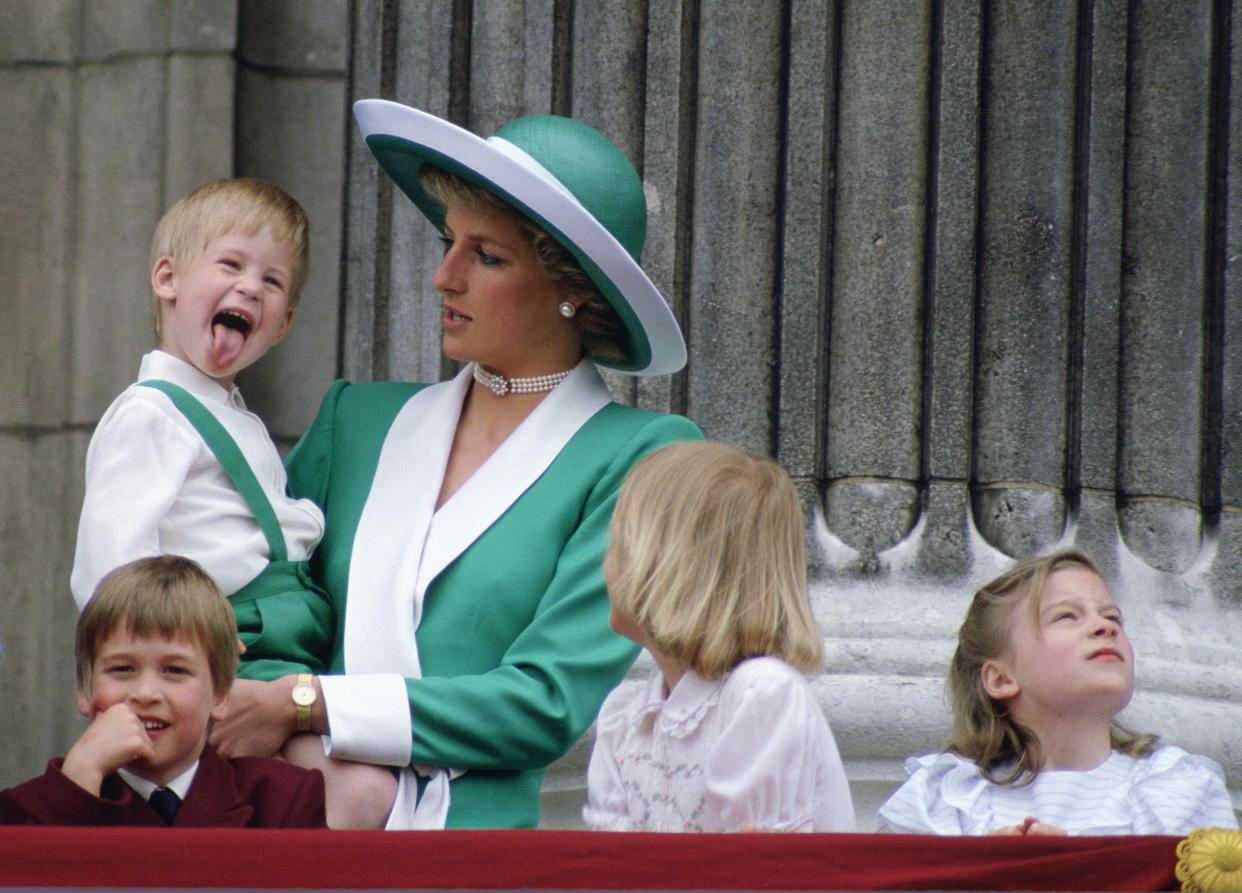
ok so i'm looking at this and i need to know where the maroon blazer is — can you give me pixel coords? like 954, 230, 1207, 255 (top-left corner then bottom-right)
0, 744, 325, 828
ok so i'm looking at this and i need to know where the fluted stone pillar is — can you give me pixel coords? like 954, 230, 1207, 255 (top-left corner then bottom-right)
823, 0, 929, 563
1117, 1, 1215, 573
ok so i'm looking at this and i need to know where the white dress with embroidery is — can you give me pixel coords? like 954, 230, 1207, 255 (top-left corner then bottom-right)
583, 656, 855, 832
876, 747, 1238, 835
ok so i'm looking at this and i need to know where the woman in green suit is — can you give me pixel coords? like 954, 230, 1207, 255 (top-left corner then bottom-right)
212, 101, 700, 829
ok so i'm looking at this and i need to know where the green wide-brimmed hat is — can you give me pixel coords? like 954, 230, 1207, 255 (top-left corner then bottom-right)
353, 99, 686, 376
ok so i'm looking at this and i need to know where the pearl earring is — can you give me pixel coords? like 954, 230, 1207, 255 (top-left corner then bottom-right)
558, 301, 577, 318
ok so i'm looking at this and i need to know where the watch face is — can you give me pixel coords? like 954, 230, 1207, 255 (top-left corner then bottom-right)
292, 685, 315, 706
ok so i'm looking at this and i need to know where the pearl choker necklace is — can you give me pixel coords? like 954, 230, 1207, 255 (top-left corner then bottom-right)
472, 364, 573, 396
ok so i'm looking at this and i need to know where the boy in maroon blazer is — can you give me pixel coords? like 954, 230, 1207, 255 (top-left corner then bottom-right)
0, 556, 324, 827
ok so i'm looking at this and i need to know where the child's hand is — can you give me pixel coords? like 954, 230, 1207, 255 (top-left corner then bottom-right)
988, 816, 1068, 836
1024, 819, 1067, 836
987, 823, 1028, 836
61, 703, 155, 796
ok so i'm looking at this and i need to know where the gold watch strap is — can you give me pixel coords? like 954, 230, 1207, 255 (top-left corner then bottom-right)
294, 673, 313, 732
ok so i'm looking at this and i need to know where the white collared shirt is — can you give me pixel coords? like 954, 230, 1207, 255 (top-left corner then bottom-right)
70, 350, 325, 606
117, 761, 198, 802
583, 656, 856, 832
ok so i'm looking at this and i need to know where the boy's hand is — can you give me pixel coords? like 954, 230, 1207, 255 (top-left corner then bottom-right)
61, 703, 155, 796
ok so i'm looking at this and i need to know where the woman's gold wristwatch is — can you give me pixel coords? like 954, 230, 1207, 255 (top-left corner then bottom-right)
291, 674, 317, 732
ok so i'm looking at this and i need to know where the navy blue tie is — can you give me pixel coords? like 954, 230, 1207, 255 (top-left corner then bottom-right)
149, 787, 181, 825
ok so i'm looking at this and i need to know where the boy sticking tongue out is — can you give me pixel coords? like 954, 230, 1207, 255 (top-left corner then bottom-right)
152, 223, 296, 388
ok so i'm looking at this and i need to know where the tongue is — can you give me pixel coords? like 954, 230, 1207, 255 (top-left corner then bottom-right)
212, 322, 245, 368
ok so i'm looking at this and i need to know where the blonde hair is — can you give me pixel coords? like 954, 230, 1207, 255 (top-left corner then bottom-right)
607, 441, 823, 679
947, 548, 1155, 785
76, 556, 239, 696
150, 178, 310, 327
419, 167, 628, 362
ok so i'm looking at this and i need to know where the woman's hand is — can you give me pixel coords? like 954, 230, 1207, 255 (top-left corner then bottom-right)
210, 678, 297, 758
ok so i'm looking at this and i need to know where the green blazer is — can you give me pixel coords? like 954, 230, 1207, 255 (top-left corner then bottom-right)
286, 363, 700, 827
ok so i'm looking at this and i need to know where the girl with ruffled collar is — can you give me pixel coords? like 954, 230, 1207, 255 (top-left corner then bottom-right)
878, 549, 1236, 835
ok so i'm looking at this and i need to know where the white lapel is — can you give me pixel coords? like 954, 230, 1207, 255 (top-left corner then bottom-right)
418, 360, 611, 591
343, 368, 468, 676
342, 360, 611, 678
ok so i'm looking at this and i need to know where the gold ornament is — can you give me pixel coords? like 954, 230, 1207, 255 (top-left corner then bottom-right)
1177, 828, 1242, 891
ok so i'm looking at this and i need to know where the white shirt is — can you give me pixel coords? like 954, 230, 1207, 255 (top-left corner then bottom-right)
117, 762, 198, 802
583, 656, 856, 832
877, 746, 1238, 835
70, 350, 325, 606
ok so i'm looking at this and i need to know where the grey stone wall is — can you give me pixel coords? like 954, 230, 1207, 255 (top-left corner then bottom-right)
2, 0, 1240, 832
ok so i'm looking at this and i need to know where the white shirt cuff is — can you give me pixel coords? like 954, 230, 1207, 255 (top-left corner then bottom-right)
319, 673, 412, 766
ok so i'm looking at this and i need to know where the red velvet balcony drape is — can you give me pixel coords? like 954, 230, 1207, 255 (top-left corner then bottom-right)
0, 828, 1181, 890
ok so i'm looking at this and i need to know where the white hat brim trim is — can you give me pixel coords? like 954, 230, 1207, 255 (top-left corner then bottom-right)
354, 99, 686, 376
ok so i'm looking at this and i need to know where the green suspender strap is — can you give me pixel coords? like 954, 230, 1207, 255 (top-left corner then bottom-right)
138, 379, 332, 678
139, 380, 287, 562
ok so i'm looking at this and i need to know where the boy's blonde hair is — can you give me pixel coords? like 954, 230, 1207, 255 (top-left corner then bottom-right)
947, 547, 1155, 785
419, 167, 628, 363
150, 178, 310, 327
76, 555, 239, 696
607, 441, 824, 679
